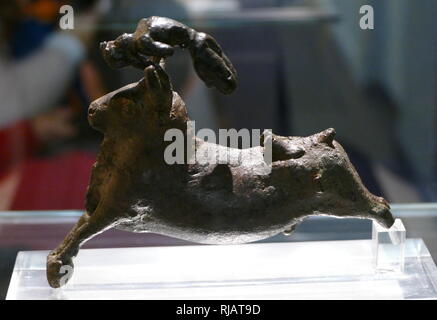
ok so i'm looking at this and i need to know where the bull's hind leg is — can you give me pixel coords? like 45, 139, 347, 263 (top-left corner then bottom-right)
47, 210, 114, 288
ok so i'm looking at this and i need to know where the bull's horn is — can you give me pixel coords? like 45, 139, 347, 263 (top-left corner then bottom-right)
317, 128, 336, 147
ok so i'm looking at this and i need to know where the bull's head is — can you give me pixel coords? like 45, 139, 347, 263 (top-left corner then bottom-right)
88, 65, 188, 142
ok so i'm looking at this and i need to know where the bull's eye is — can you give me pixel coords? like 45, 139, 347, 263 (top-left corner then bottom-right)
122, 106, 133, 117
116, 97, 136, 118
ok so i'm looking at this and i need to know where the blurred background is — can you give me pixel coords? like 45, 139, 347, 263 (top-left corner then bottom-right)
0, 0, 436, 299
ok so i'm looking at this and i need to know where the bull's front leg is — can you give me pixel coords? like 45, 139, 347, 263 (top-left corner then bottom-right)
46, 210, 114, 288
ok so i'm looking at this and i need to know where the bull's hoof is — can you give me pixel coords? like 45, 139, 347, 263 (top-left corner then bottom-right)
46, 252, 74, 288
373, 205, 395, 229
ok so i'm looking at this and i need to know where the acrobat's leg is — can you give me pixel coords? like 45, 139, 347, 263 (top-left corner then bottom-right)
46, 210, 115, 288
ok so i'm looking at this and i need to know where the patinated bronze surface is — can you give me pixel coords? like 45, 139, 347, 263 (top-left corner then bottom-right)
47, 17, 395, 288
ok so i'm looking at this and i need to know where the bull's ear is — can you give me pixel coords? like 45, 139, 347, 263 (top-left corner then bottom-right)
139, 65, 172, 108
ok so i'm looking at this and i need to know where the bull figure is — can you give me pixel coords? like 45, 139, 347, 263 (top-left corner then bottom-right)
47, 17, 394, 288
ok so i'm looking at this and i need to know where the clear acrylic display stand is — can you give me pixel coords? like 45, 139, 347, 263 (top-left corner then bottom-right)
373, 219, 406, 273
6, 218, 437, 300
